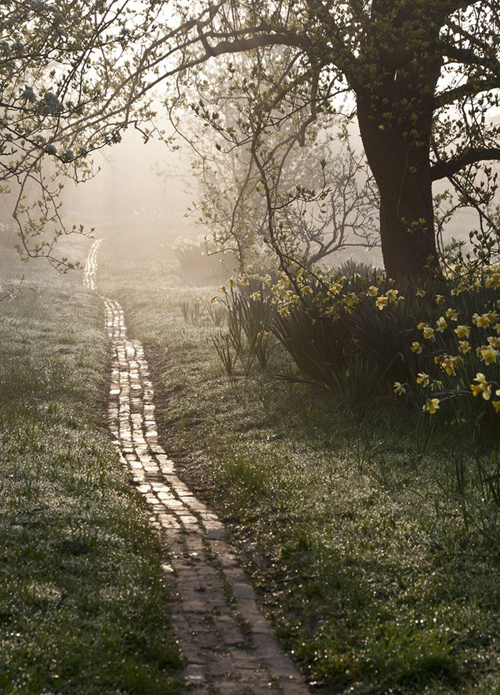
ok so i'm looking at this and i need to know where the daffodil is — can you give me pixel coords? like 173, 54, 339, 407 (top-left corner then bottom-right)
470, 373, 492, 400
454, 325, 470, 339
367, 285, 378, 297
477, 345, 498, 365
458, 340, 471, 354
423, 398, 440, 414
376, 296, 388, 310
492, 401, 500, 413
435, 294, 445, 305
393, 382, 406, 395
485, 273, 500, 289
387, 289, 399, 301
239, 277, 250, 286
472, 312, 491, 328
411, 341, 423, 354
417, 372, 431, 387
417, 321, 429, 331
445, 308, 458, 321
423, 326, 435, 340
436, 317, 448, 332
416, 288, 426, 297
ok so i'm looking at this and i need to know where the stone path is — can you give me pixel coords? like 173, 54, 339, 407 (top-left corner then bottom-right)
84, 240, 310, 695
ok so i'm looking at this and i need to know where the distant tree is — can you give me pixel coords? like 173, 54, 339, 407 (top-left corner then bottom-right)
0, 0, 158, 267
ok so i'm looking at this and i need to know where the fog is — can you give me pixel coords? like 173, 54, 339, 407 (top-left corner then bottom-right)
60, 128, 199, 241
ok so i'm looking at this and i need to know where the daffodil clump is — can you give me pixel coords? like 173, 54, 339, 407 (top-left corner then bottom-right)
393, 264, 500, 432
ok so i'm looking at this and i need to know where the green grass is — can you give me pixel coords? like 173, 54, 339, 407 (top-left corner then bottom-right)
97, 224, 500, 694
0, 238, 183, 694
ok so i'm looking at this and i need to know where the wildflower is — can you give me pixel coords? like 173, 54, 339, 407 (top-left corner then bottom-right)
435, 294, 445, 305
416, 288, 426, 297
485, 273, 500, 289
423, 326, 435, 340
393, 382, 406, 395
434, 354, 460, 376
472, 312, 491, 328
445, 308, 458, 321
493, 401, 500, 414
455, 325, 470, 339
423, 398, 440, 414
458, 340, 471, 354
376, 296, 388, 310
328, 283, 342, 296
387, 289, 399, 301
367, 285, 378, 297
470, 373, 492, 400
477, 345, 499, 365
416, 372, 431, 387
411, 341, 423, 355
436, 317, 448, 333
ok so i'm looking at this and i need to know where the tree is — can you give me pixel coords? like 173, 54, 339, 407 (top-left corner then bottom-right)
0, 0, 158, 267
4, 1, 500, 278
152, 0, 500, 278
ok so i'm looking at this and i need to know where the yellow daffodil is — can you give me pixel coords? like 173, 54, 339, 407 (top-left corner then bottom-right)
376, 296, 388, 310
436, 317, 448, 332
445, 308, 458, 321
458, 340, 471, 354
367, 285, 378, 297
477, 345, 498, 365
423, 326, 435, 340
485, 272, 500, 288
417, 321, 429, 331
454, 325, 470, 339
417, 372, 431, 387
472, 312, 491, 328
393, 382, 406, 395
239, 277, 250, 286
470, 373, 492, 400
492, 401, 500, 413
423, 398, 440, 414
387, 289, 399, 301
416, 288, 426, 297
411, 341, 423, 354
435, 294, 445, 305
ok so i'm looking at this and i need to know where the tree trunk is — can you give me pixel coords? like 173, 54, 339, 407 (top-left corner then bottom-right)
356, 94, 439, 280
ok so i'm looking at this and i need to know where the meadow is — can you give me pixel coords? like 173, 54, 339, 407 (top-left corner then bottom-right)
0, 236, 182, 694
98, 223, 500, 694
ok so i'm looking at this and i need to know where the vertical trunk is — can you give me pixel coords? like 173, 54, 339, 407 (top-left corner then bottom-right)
357, 94, 439, 279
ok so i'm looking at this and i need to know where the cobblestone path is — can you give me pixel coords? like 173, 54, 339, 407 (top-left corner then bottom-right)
84, 240, 310, 695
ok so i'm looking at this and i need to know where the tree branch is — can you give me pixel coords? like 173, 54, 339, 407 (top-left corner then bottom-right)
431, 147, 500, 180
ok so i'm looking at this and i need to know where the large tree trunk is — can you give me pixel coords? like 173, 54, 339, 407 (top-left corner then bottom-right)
356, 91, 439, 280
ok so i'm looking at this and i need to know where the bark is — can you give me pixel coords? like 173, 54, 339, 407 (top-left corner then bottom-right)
356, 94, 439, 279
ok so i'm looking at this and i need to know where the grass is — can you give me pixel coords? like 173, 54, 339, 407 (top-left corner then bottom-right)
95, 223, 500, 694
0, 237, 183, 694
